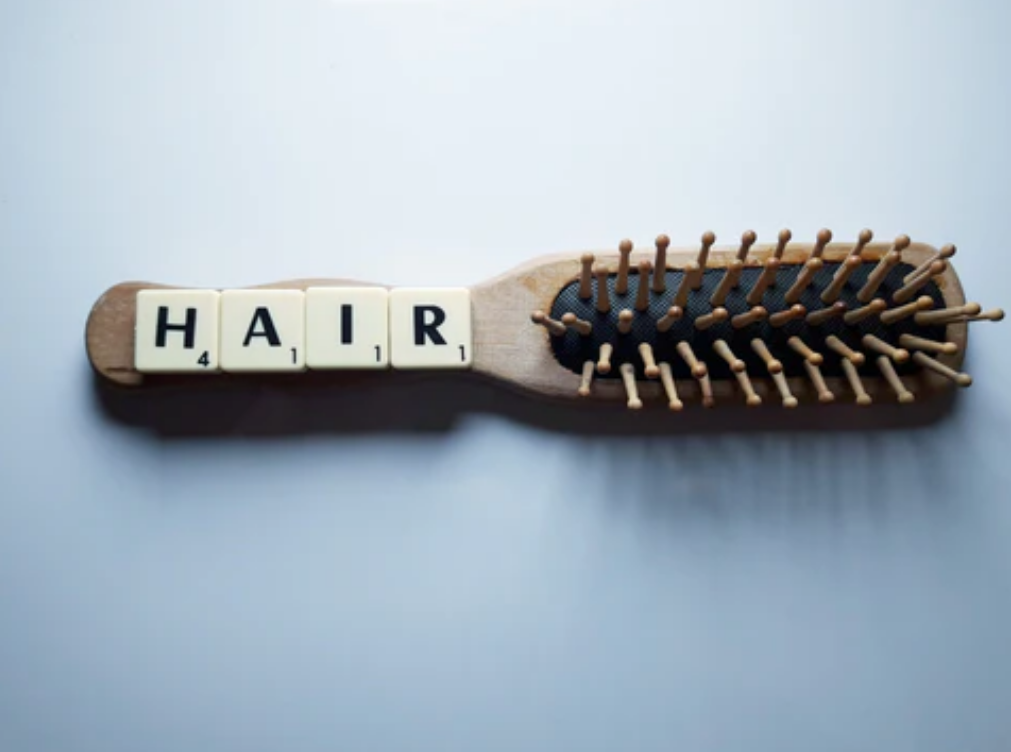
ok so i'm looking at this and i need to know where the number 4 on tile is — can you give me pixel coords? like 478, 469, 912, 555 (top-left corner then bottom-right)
134, 289, 221, 374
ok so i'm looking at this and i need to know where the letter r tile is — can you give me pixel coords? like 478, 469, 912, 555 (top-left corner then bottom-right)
389, 288, 472, 369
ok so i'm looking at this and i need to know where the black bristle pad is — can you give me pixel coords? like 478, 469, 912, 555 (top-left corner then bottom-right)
549, 262, 947, 381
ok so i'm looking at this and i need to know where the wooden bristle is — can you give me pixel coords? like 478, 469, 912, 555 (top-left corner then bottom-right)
695, 307, 729, 331
904, 243, 955, 284
737, 230, 757, 262
915, 303, 982, 326
635, 260, 652, 312
911, 351, 972, 387
619, 363, 643, 410
843, 298, 886, 325
595, 265, 611, 313
825, 335, 865, 365
579, 253, 595, 300
804, 360, 834, 403
784, 258, 823, 304
578, 360, 594, 397
674, 263, 697, 308
735, 367, 762, 406
751, 338, 783, 374
769, 304, 806, 328
710, 260, 744, 306
732, 306, 767, 329
788, 336, 823, 365
698, 372, 716, 408
652, 235, 670, 293
638, 342, 660, 378
856, 251, 901, 303
877, 356, 915, 403
713, 339, 746, 372
617, 309, 634, 335
771, 371, 798, 408
658, 362, 684, 411
773, 228, 792, 260
561, 312, 593, 336
697, 231, 716, 266
963, 308, 1005, 323
531, 310, 566, 336
898, 334, 959, 355
879, 296, 933, 326
746, 258, 780, 305
615, 239, 633, 295
811, 228, 833, 259
656, 306, 683, 333
840, 358, 872, 405
862, 334, 910, 363
821, 255, 862, 304
596, 343, 613, 374
849, 228, 873, 258
676, 341, 708, 379
892, 260, 946, 304
692, 231, 716, 289
807, 301, 847, 326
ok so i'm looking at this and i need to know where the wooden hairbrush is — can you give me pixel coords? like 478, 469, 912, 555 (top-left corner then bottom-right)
86, 229, 1003, 409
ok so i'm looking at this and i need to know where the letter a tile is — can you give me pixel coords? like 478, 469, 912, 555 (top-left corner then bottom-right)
220, 290, 306, 372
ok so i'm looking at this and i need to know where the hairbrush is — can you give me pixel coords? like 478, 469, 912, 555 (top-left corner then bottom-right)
86, 229, 1002, 409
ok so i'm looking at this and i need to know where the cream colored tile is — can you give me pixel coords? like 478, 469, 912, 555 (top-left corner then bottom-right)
134, 289, 220, 373
389, 288, 472, 369
305, 287, 389, 369
220, 290, 306, 372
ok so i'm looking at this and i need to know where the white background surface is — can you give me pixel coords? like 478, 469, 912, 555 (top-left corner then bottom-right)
2, 1, 1010, 750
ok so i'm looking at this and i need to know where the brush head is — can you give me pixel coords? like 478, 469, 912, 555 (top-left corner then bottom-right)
512, 230, 993, 408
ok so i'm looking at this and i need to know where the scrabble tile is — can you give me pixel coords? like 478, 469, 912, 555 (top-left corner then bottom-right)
305, 287, 389, 369
134, 289, 220, 373
219, 289, 306, 372
389, 288, 472, 369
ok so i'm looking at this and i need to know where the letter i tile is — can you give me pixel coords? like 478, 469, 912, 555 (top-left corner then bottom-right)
305, 287, 390, 369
